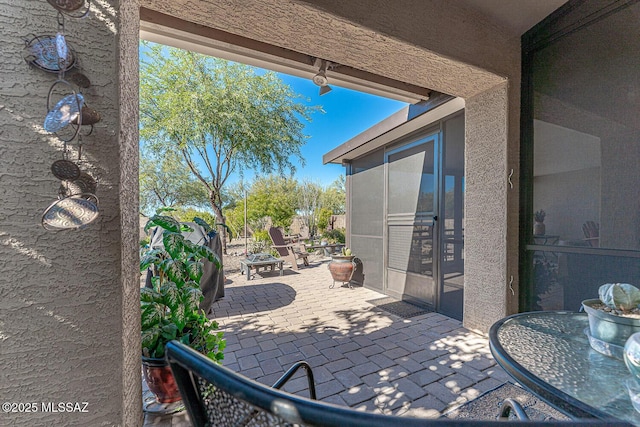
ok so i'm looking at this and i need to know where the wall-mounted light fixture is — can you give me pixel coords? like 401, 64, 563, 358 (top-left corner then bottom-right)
312, 59, 332, 96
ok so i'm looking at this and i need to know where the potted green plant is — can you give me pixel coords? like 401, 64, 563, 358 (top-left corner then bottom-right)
582, 283, 640, 354
140, 214, 226, 404
532, 258, 558, 310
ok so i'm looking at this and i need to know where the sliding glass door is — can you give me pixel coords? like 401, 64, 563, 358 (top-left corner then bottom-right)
385, 134, 439, 307
383, 112, 465, 319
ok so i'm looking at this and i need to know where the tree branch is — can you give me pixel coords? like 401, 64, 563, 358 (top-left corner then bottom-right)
181, 149, 212, 193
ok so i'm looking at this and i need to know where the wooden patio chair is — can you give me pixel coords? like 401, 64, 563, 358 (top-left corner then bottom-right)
268, 226, 309, 270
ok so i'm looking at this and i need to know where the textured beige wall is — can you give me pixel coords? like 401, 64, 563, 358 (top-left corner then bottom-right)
296, 0, 518, 81
464, 84, 513, 332
0, 1, 141, 426
142, 0, 520, 331
118, 1, 143, 426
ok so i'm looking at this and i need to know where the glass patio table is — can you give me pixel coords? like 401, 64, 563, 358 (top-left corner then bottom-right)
489, 311, 639, 425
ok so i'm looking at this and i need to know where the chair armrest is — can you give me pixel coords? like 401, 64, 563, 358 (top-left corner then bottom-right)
497, 398, 529, 420
271, 244, 293, 249
271, 361, 316, 400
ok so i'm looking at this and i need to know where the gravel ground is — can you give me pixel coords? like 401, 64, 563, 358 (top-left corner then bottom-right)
221, 241, 248, 275
139, 239, 325, 286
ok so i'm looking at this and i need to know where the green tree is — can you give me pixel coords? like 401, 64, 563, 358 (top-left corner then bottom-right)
246, 175, 298, 228
139, 41, 318, 252
297, 179, 323, 238
173, 207, 217, 229
317, 208, 333, 233
139, 150, 209, 215
321, 175, 346, 215
224, 176, 298, 237
225, 204, 245, 240
221, 182, 248, 238
221, 182, 245, 212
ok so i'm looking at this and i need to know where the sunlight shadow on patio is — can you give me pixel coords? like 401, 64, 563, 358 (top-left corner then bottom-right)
211, 283, 297, 318
210, 271, 508, 418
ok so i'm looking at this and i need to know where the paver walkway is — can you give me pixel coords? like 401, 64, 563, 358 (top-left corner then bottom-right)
208, 258, 510, 418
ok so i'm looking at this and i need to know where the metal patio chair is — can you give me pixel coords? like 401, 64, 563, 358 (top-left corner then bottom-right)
165, 341, 627, 426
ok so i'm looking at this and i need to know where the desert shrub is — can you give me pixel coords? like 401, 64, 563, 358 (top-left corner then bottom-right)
317, 208, 333, 232
248, 229, 272, 254
173, 208, 216, 227
140, 236, 150, 248
322, 228, 345, 243
253, 229, 270, 242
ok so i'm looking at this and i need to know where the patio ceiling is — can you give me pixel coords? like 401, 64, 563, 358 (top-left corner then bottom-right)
458, 0, 568, 35
140, 0, 514, 100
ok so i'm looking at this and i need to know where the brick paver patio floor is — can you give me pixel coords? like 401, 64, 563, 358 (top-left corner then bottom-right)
209, 258, 511, 419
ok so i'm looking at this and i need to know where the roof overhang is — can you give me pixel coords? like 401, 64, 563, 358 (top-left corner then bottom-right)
140, 8, 432, 104
323, 96, 465, 165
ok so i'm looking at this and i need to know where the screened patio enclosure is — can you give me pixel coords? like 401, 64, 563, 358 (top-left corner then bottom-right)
521, 0, 640, 312
336, 101, 465, 320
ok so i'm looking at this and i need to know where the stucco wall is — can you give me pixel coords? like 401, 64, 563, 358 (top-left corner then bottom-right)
118, 1, 143, 425
141, 0, 520, 331
0, 1, 140, 426
464, 84, 513, 332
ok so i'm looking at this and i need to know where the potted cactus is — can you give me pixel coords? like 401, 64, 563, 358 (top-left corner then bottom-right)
328, 247, 356, 287
582, 283, 640, 352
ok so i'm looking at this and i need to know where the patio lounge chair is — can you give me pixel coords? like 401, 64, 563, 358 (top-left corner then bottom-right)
582, 221, 600, 247
268, 226, 309, 270
165, 341, 623, 426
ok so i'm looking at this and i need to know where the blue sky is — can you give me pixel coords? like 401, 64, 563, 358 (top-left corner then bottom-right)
239, 72, 408, 187
141, 42, 407, 188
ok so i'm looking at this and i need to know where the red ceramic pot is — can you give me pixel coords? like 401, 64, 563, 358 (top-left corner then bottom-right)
328, 255, 355, 282
142, 357, 182, 403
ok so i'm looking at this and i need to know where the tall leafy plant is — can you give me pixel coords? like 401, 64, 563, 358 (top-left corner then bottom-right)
140, 214, 225, 361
